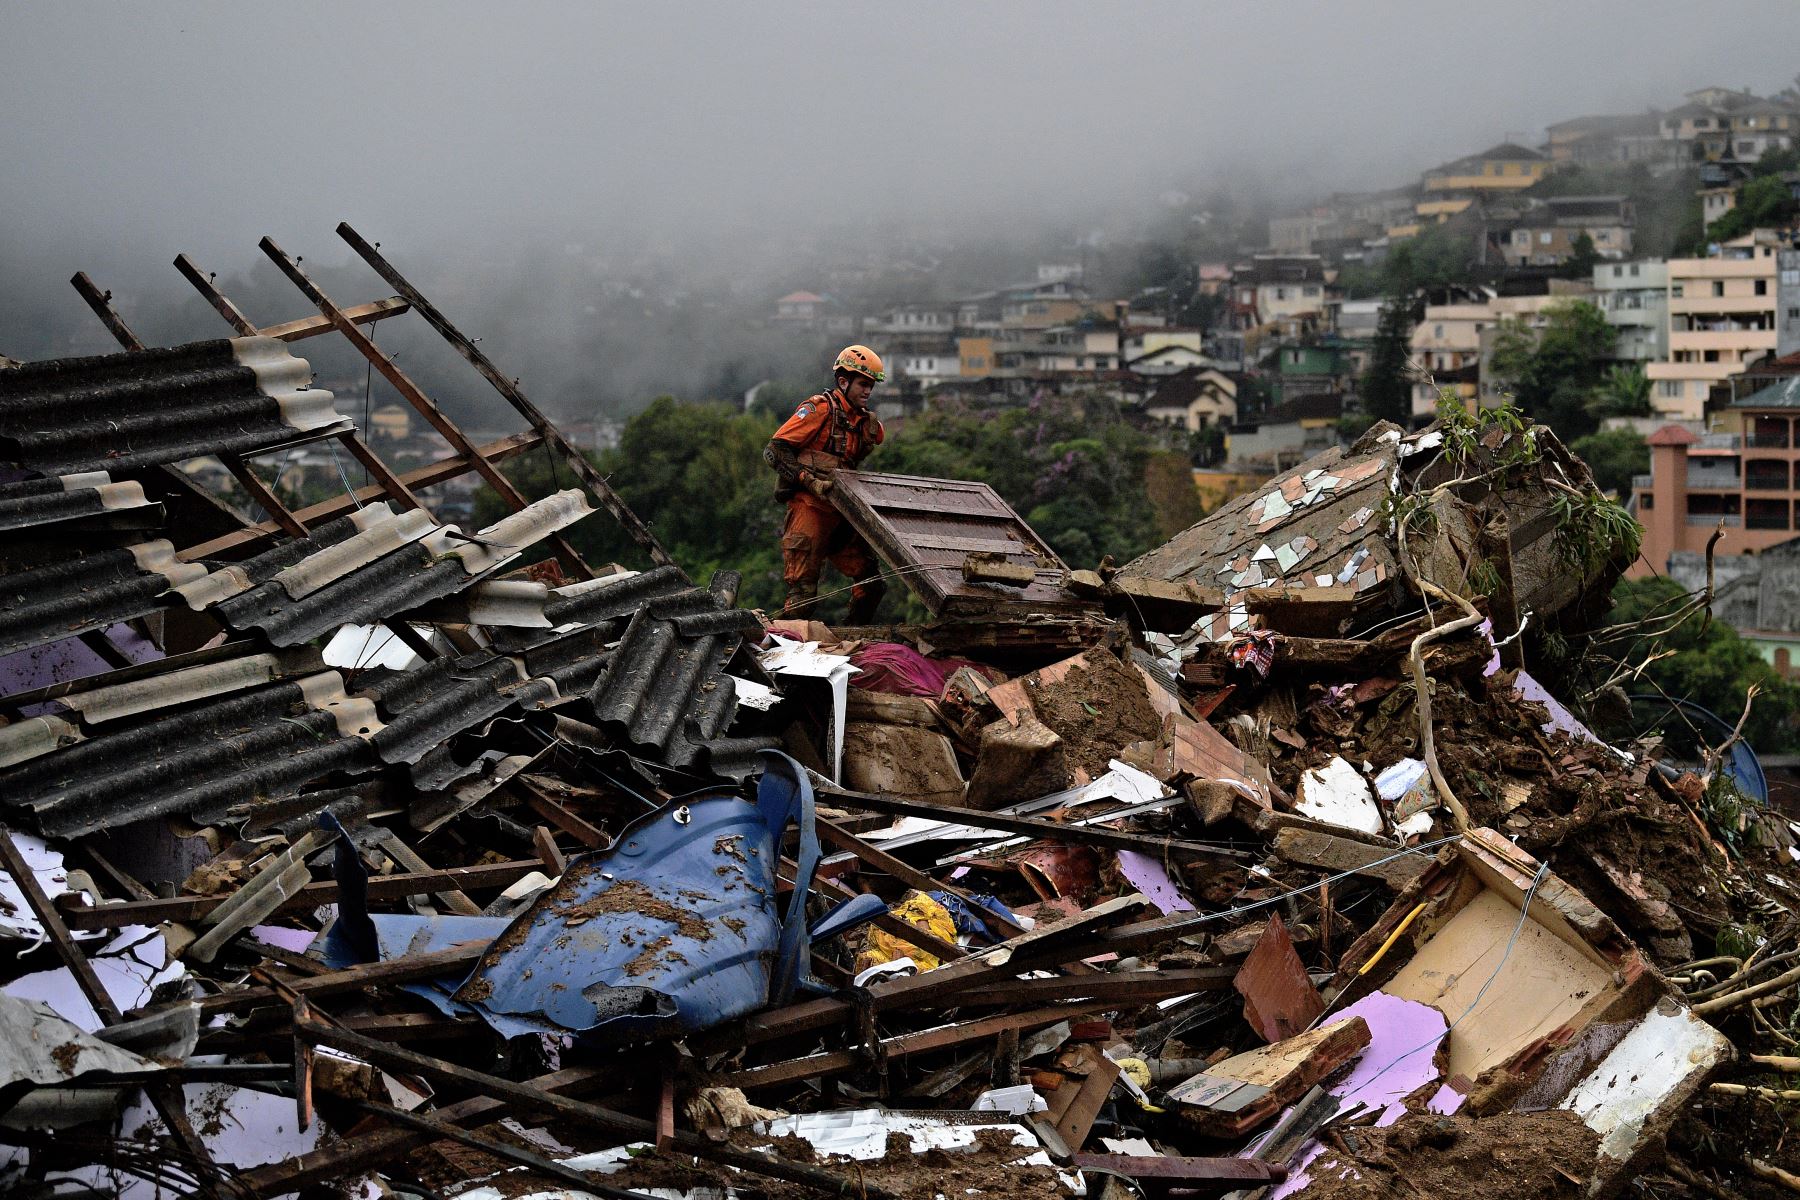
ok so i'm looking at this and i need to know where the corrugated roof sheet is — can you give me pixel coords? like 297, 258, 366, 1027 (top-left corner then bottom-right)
0, 337, 343, 475
586, 596, 769, 776
0, 472, 160, 533
0, 539, 206, 658
1, 670, 382, 838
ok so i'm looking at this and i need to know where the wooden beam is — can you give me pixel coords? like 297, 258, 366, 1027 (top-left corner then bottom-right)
258, 236, 590, 579
261, 296, 411, 342
190, 943, 489, 1017
722, 1001, 1119, 1090
293, 1022, 897, 1199
812, 775, 1249, 860
220, 451, 309, 536
172, 254, 259, 336
69, 271, 145, 351
178, 430, 544, 560
347, 1098, 660, 1200
237, 1063, 612, 1193
334, 430, 424, 511
56, 857, 543, 930
336, 223, 676, 571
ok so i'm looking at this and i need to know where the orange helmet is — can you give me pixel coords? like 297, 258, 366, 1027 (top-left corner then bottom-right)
833, 345, 885, 383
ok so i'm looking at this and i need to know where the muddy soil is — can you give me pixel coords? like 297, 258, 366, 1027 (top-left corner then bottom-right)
1298, 1109, 1599, 1199
1027, 649, 1163, 784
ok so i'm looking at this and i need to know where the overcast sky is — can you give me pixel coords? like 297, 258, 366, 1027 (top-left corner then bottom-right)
4, 1, 1797, 357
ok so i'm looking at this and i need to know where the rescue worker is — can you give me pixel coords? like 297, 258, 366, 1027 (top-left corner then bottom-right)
764, 345, 889, 622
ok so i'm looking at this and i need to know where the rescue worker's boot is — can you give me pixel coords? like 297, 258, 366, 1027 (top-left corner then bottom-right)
781, 581, 819, 619
844, 575, 886, 625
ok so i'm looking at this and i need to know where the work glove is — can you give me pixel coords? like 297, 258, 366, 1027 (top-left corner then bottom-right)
807, 471, 835, 497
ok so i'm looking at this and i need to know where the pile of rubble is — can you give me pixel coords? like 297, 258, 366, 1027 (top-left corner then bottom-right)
6, 296, 1800, 1200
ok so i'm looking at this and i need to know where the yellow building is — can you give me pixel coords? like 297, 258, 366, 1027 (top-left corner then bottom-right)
1191, 467, 1267, 513
1421, 142, 1553, 194
368, 403, 413, 440
958, 336, 994, 379
1414, 197, 1474, 222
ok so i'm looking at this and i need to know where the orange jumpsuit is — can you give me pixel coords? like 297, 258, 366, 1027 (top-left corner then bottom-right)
764, 388, 887, 621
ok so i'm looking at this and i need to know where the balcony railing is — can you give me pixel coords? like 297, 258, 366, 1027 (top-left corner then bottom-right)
1747, 433, 1792, 448
1631, 474, 1654, 489
1687, 472, 1743, 489
1745, 474, 1791, 491
1695, 433, 1742, 449
1686, 514, 1744, 526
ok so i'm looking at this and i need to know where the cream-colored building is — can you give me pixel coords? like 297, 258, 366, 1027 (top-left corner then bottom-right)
1409, 293, 1590, 417
1646, 233, 1781, 421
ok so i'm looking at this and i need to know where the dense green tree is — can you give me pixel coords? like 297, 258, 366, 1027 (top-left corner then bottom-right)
1359, 299, 1416, 426
1600, 577, 1800, 753
1569, 427, 1648, 496
1706, 174, 1800, 244
1487, 300, 1616, 437
475, 398, 791, 612
1560, 231, 1600, 280
867, 393, 1163, 569
1589, 364, 1652, 420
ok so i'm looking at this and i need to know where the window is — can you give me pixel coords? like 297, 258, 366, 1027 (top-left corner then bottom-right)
1642, 493, 1654, 509
1755, 279, 1768, 295
1789, 308, 1800, 320
1613, 265, 1624, 278
1433, 324, 1444, 338
1540, 232, 1553, 245
1673, 285, 1685, 298
1658, 380, 1682, 397
1713, 281, 1726, 297
1630, 263, 1640, 277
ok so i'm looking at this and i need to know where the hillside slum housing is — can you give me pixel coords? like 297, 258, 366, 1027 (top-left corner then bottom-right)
2, 231, 1800, 1199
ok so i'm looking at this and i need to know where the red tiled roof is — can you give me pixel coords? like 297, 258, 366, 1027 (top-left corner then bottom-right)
1646, 424, 1698, 447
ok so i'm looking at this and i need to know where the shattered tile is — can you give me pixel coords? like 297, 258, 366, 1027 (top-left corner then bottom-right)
1261, 493, 1293, 522
1280, 477, 1306, 503
1355, 568, 1379, 591
1274, 545, 1300, 573
1252, 544, 1276, 562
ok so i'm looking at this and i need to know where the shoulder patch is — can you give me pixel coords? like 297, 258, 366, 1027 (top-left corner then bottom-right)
795, 403, 813, 418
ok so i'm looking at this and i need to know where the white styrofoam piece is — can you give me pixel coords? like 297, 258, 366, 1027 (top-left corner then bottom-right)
1559, 1003, 1733, 1167
972, 1084, 1048, 1115
1396, 812, 1434, 837
866, 760, 1168, 849
725, 675, 779, 711
758, 638, 858, 782
1295, 756, 1384, 835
